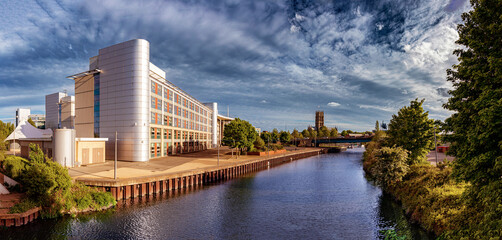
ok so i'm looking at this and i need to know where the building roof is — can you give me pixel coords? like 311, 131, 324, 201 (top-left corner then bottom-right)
4, 121, 53, 141
217, 114, 234, 121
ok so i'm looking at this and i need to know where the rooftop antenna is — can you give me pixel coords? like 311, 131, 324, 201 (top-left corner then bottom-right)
227, 105, 229, 117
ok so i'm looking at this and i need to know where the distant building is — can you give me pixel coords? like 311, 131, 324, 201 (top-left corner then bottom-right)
15, 108, 30, 127
45, 92, 67, 129
45, 92, 75, 129
255, 127, 261, 136
59, 95, 75, 129
28, 114, 45, 128
315, 110, 324, 130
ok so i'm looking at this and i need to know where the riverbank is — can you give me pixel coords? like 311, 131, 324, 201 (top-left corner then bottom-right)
0, 148, 431, 239
71, 147, 325, 200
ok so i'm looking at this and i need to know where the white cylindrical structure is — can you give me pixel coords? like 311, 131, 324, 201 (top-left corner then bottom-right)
53, 129, 76, 167
212, 102, 218, 148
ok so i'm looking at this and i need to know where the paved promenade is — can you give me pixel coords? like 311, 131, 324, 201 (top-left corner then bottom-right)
69, 147, 316, 180
427, 150, 455, 166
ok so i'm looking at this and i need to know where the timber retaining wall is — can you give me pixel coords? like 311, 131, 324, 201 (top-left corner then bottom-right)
78, 149, 326, 201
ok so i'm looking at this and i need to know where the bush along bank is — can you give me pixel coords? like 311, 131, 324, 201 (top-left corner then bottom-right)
2, 143, 116, 219
364, 98, 501, 239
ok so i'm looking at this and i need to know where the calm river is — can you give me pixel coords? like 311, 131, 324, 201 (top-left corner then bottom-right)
0, 148, 431, 239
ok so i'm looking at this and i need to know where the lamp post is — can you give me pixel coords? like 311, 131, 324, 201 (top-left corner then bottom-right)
434, 126, 438, 165
267, 134, 270, 158
114, 131, 117, 180
13, 115, 17, 156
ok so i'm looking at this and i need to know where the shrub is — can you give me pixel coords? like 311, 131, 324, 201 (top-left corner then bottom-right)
28, 143, 46, 164
370, 147, 409, 188
8, 199, 39, 214
21, 161, 71, 199
3, 155, 29, 179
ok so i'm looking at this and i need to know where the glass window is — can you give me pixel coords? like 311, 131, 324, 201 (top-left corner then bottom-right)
151, 128, 155, 139
156, 128, 161, 139
151, 143, 155, 158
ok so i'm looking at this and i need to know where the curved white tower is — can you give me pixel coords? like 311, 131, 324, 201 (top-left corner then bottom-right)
94, 39, 150, 162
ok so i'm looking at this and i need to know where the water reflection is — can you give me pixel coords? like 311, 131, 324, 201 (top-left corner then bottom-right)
0, 149, 430, 239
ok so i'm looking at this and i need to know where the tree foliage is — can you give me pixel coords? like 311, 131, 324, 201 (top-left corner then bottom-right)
387, 99, 435, 165
260, 131, 271, 143
279, 131, 291, 143
329, 128, 338, 137
291, 129, 301, 139
375, 120, 380, 132
0, 120, 15, 161
27, 118, 36, 128
370, 147, 409, 187
222, 118, 257, 153
443, 0, 502, 187
271, 128, 280, 143
29, 143, 47, 164
253, 136, 265, 150
301, 129, 310, 139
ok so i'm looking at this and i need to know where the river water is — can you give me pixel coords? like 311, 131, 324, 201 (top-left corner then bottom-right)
1, 149, 431, 239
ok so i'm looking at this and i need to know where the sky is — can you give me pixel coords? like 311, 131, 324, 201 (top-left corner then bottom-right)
0, 0, 470, 131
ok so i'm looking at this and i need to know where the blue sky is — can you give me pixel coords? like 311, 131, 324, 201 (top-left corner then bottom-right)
0, 0, 469, 131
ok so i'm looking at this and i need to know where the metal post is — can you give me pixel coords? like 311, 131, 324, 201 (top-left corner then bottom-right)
217, 137, 220, 166
13, 125, 16, 157
434, 126, 438, 165
13, 115, 17, 156
114, 131, 117, 180
267, 135, 270, 158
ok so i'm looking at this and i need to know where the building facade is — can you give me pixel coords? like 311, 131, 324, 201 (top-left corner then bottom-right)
15, 108, 30, 127
59, 95, 75, 129
45, 92, 67, 129
28, 114, 45, 128
315, 110, 324, 130
70, 39, 215, 162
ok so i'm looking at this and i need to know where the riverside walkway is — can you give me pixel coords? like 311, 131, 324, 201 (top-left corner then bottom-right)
69, 147, 324, 200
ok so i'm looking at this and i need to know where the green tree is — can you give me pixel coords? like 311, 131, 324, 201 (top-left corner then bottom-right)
341, 130, 348, 136
375, 120, 380, 132
329, 128, 338, 137
27, 118, 36, 128
291, 129, 300, 139
444, 0, 502, 187
253, 136, 265, 150
260, 131, 272, 144
0, 120, 15, 162
280, 131, 291, 143
271, 129, 280, 143
370, 146, 409, 188
222, 118, 257, 154
387, 99, 435, 165
301, 129, 310, 139
319, 126, 329, 138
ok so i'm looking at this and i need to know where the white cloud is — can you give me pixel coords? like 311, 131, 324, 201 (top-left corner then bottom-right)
290, 25, 301, 33
359, 104, 396, 113
327, 102, 340, 107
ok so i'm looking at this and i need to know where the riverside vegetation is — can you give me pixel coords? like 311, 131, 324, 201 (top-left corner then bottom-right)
1, 144, 116, 218
364, 101, 499, 238
365, 1, 501, 238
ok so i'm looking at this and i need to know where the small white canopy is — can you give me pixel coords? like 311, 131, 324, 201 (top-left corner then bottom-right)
5, 120, 52, 141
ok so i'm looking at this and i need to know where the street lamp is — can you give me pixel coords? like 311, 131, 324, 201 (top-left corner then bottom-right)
434, 126, 438, 165
267, 134, 270, 158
